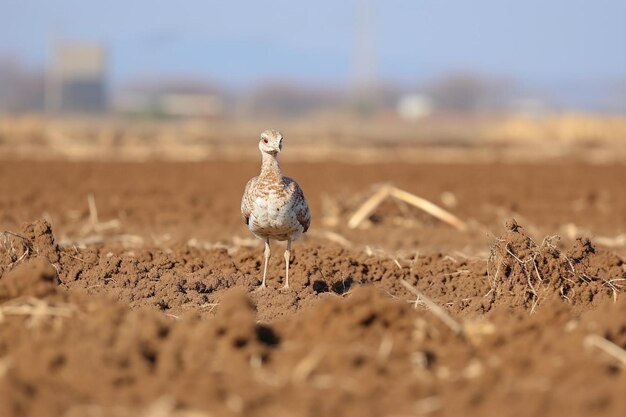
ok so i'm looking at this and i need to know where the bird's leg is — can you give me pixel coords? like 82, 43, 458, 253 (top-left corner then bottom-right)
283, 238, 292, 289
261, 239, 271, 288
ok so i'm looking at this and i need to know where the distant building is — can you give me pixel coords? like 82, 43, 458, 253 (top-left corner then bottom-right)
114, 78, 223, 118
46, 42, 107, 113
397, 94, 433, 121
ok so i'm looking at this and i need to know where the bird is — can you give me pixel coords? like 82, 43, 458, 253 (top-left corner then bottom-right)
241, 129, 310, 289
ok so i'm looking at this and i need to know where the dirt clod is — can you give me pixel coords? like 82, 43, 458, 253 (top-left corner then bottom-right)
487, 219, 621, 312
0, 257, 59, 301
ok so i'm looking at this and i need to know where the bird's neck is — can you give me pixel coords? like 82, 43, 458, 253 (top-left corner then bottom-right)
260, 152, 282, 178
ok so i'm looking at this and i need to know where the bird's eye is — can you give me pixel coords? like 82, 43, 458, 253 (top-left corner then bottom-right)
263, 138, 269, 144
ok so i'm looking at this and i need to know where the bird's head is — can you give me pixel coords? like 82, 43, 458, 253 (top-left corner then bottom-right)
258, 129, 283, 155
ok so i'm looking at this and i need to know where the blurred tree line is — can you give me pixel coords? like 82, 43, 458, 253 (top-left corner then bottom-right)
0, 56, 623, 117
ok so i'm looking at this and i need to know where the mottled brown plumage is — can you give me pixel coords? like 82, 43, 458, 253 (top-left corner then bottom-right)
241, 129, 310, 288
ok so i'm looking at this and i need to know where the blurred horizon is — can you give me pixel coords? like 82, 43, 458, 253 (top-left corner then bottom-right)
1, 0, 624, 115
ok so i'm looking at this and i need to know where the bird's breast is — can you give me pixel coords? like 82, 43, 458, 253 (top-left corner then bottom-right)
253, 192, 291, 219
249, 190, 300, 236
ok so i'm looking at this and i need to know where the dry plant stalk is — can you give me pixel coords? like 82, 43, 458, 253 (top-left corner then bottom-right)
0, 297, 77, 326
348, 186, 391, 229
1, 231, 36, 268
81, 194, 121, 235
561, 245, 624, 304
308, 230, 353, 248
87, 193, 99, 226
59, 234, 144, 249
292, 348, 326, 383
584, 334, 626, 368
187, 236, 259, 255
594, 234, 626, 248
389, 187, 467, 231
64, 396, 211, 417
0, 356, 11, 378
400, 279, 464, 336
348, 185, 467, 231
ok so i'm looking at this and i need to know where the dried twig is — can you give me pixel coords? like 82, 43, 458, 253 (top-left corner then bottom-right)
348, 185, 391, 229
584, 334, 626, 367
389, 186, 467, 231
400, 279, 464, 336
292, 348, 326, 382
81, 194, 120, 234
347, 185, 467, 231
1, 230, 36, 268
87, 193, 99, 226
308, 230, 353, 248
0, 356, 10, 378
594, 234, 626, 248
0, 297, 76, 326
59, 234, 144, 249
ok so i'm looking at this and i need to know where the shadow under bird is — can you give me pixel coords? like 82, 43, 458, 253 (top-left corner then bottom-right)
241, 129, 311, 288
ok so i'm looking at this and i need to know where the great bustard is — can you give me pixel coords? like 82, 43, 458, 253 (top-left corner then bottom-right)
241, 129, 310, 288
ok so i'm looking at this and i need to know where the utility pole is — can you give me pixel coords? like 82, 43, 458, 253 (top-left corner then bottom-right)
354, 0, 376, 114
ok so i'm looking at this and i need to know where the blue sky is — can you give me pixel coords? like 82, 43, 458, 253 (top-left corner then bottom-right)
1, 0, 625, 87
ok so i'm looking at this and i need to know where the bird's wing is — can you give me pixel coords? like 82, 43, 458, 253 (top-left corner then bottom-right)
287, 178, 311, 233
241, 176, 258, 225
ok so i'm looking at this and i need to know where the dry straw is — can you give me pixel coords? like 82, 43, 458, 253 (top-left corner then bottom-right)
348, 185, 467, 231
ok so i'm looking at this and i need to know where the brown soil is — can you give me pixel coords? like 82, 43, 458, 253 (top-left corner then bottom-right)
1, 160, 626, 417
